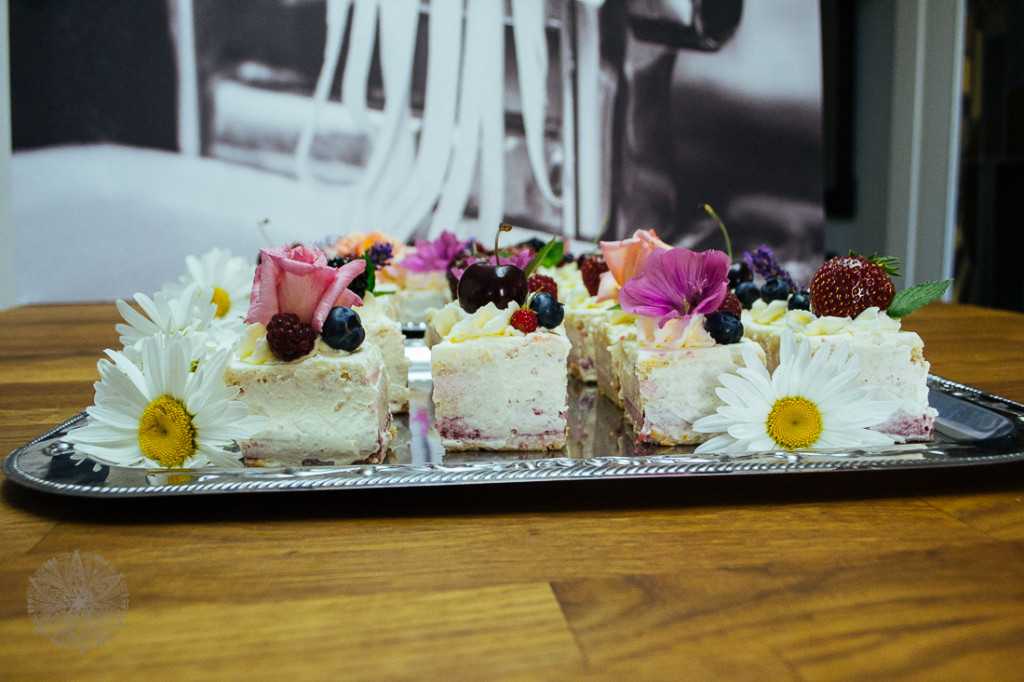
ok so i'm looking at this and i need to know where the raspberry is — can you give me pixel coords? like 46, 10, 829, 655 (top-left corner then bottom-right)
266, 313, 317, 361
510, 309, 538, 334
716, 291, 742, 317
580, 256, 608, 297
527, 274, 558, 299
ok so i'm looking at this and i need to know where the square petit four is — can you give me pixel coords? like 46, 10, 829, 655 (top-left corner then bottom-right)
225, 330, 392, 465
429, 301, 571, 451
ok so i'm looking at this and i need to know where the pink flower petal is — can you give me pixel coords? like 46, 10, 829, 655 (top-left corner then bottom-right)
246, 247, 366, 332
619, 248, 729, 327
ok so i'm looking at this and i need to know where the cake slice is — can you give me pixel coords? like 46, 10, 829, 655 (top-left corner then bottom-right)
742, 299, 936, 442
429, 301, 571, 451
225, 329, 392, 465
355, 292, 412, 413
619, 336, 762, 445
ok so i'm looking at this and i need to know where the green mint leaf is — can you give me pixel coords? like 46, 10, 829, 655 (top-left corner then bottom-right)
524, 236, 561, 277
887, 279, 951, 318
541, 240, 564, 268
362, 252, 376, 294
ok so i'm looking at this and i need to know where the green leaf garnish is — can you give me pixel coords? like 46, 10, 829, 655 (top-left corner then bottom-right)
851, 251, 902, 277
524, 236, 562, 277
362, 252, 376, 294
887, 279, 951, 318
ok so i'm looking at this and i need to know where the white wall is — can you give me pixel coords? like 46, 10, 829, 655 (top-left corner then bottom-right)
1, 1, 15, 310
826, 0, 964, 290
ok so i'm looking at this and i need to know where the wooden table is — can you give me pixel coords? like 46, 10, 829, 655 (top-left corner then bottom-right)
2, 301, 1023, 680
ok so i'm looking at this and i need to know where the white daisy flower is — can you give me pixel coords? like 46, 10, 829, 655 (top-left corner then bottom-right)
692, 330, 897, 453
65, 333, 266, 469
176, 247, 255, 322
116, 282, 217, 349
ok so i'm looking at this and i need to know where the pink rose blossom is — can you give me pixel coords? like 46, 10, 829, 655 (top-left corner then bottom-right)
596, 229, 672, 302
246, 245, 365, 332
618, 248, 729, 327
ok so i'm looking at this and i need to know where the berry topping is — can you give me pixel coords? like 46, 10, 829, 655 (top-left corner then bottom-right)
328, 256, 368, 298
321, 306, 365, 352
580, 255, 609, 297
727, 261, 753, 289
760, 277, 791, 302
809, 254, 897, 318
788, 291, 811, 310
456, 225, 528, 313
704, 311, 743, 344
734, 281, 760, 309
510, 308, 538, 334
716, 291, 743, 317
528, 292, 565, 329
266, 313, 317, 361
527, 274, 558, 299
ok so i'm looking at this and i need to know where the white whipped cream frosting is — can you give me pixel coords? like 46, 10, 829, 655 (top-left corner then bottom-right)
744, 299, 902, 336
430, 301, 535, 342
235, 323, 365, 365
636, 314, 716, 349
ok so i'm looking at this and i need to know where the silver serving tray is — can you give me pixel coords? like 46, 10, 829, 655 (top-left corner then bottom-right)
5, 340, 1024, 497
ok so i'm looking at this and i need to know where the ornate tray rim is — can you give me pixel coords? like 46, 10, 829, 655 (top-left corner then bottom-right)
4, 375, 1024, 499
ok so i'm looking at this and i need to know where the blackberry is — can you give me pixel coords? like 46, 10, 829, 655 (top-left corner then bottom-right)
266, 313, 317, 361
327, 256, 368, 298
728, 261, 753, 289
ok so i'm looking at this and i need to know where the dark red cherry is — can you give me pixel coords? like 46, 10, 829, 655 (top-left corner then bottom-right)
457, 262, 528, 313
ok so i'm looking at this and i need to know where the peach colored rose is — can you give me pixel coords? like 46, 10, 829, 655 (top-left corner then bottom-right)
596, 229, 672, 302
246, 245, 365, 332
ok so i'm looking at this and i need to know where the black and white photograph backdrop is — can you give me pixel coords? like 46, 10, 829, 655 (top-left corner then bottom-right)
9, 0, 825, 303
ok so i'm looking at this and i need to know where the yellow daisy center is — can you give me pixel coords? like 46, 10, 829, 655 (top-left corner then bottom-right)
137, 396, 196, 467
209, 287, 231, 318
765, 396, 823, 449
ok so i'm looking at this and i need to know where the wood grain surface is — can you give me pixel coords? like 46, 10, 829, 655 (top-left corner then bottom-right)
2, 301, 1023, 681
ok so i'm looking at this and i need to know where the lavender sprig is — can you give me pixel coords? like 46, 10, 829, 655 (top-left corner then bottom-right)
367, 241, 394, 270
744, 244, 799, 292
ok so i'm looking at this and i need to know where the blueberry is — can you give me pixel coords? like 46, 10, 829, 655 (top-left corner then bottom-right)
528, 292, 565, 328
321, 306, 365, 351
788, 291, 811, 310
528, 292, 565, 329
704, 311, 744, 345
734, 281, 760, 309
728, 261, 754, 289
761, 277, 790, 302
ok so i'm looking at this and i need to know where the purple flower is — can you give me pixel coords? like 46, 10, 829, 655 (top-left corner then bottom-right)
744, 244, 798, 291
619, 248, 730, 327
398, 231, 469, 272
367, 241, 394, 270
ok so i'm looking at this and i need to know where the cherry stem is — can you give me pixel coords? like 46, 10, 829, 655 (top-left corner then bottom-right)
496, 223, 514, 265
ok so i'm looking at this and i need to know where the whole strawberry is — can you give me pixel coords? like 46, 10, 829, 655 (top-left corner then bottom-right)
809, 253, 898, 318
580, 255, 608, 297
